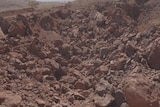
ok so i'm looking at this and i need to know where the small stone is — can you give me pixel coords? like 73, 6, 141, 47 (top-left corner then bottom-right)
120, 103, 130, 107
60, 76, 76, 84
95, 84, 108, 96
73, 92, 85, 100
75, 80, 89, 90
0, 17, 10, 34
70, 56, 81, 64
125, 44, 136, 57
110, 58, 127, 70
99, 47, 109, 59
95, 79, 113, 96
94, 94, 115, 107
50, 59, 60, 70
54, 39, 63, 47
59, 44, 71, 57
0, 91, 22, 107
0, 28, 6, 39
94, 58, 103, 67
113, 90, 126, 106
36, 98, 46, 107
96, 65, 108, 74
72, 46, 82, 55
38, 68, 51, 75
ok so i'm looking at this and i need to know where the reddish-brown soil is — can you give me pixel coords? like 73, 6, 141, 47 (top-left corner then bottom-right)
0, 0, 159, 107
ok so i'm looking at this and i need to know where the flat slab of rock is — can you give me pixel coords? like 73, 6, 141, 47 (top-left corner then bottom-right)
0, 91, 22, 106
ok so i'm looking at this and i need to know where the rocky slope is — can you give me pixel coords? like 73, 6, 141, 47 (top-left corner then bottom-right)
0, 0, 159, 107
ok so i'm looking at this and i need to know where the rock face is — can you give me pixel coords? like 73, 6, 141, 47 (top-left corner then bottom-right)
122, 73, 160, 107
0, 91, 22, 107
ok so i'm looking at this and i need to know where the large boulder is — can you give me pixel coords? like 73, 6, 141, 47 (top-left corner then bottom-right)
122, 73, 160, 107
148, 39, 160, 69
39, 16, 54, 31
0, 28, 6, 39
16, 14, 32, 35
8, 19, 32, 37
0, 17, 10, 34
56, 9, 71, 19
0, 91, 22, 107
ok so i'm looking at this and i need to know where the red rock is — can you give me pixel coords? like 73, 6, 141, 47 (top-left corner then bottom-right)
95, 79, 113, 96
0, 28, 6, 39
37, 67, 51, 75
72, 46, 82, 55
122, 73, 159, 107
59, 43, 71, 56
96, 65, 108, 74
39, 16, 54, 31
36, 98, 46, 107
0, 91, 22, 107
16, 14, 32, 35
75, 80, 89, 90
113, 90, 126, 107
54, 39, 63, 47
16, 14, 28, 25
94, 94, 115, 107
0, 17, 10, 34
56, 9, 71, 19
94, 12, 105, 27
120, 103, 130, 107
70, 56, 81, 64
73, 92, 85, 100
110, 58, 127, 70
148, 40, 160, 69
55, 57, 68, 66
99, 47, 109, 59
125, 44, 137, 57
60, 76, 76, 84
8, 20, 31, 37
49, 59, 60, 70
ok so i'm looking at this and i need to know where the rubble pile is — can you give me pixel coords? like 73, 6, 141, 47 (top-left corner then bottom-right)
0, 0, 159, 107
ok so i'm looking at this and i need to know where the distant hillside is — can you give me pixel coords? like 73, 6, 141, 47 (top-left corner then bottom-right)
0, 0, 29, 11
0, 0, 65, 12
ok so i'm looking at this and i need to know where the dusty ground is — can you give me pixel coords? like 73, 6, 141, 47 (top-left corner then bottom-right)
0, 0, 160, 107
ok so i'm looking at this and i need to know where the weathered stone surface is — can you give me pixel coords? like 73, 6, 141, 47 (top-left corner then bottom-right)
95, 79, 113, 96
109, 58, 127, 70
0, 17, 10, 34
39, 16, 54, 31
56, 9, 71, 19
148, 40, 160, 69
99, 47, 109, 59
75, 80, 90, 90
122, 73, 160, 107
54, 39, 63, 47
113, 89, 126, 107
0, 91, 22, 106
36, 98, 46, 107
94, 94, 115, 107
125, 44, 137, 57
0, 28, 6, 39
